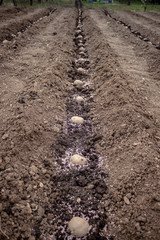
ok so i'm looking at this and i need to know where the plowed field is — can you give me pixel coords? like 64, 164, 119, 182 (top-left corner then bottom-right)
0, 6, 160, 240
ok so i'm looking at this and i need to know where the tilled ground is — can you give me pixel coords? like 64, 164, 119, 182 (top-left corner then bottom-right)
0, 7, 54, 43
104, 9, 160, 48
0, 7, 76, 240
0, 5, 160, 240
84, 8, 160, 240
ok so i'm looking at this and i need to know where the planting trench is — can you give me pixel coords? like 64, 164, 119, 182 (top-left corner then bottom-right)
50, 8, 111, 240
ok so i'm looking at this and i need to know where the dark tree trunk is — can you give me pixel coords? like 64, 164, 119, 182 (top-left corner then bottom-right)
0, 0, 3, 6
75, 0, 82, 8
13, 0, 17, 6
75, 0, 78, 8
30, 0, 33, 5
38, 0, 41, 3
128, 0, 131, 5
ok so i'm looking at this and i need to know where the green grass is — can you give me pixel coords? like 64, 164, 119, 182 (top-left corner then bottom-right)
41, 0, 75, 7
2, 0, 75, 7
83, 1, 160, 12
107, 3, 160, 11
82, 1, 108, 9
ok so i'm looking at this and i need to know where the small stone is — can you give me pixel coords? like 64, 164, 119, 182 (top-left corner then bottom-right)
31, 203, 38, 211
137, 216, 147, 222
126, 193, 132, 199
68, 217, 89, 237
120, 123, 126, 127
53, 126, 60, 133
76, 96, 84, 103
39, 182, 44, 188
70, 154, 87, 165
3, 39, 9, 44
87, 184, 94, 189
27, 184, 32, 192
133, 142, 140, 146
71, 116, 84, 124
77, 198, 81, 203
104, 164, 109, 170
27, 203, 32, 214
2, 133, 8, 140
124, 196, 130, 205
42, 169, 47, 174
104, 200, 110, 208
30, 165, 38, 175
73, 80, 83, 89
18, 97, 25, 104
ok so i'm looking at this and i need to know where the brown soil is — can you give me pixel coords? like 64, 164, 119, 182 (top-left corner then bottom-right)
0, 7, 76, 240
0, 7, 53, 42
106, 9, 160, 47
133, 11, 160, 23
84, 8, 160, 240
0, 5, 160, 240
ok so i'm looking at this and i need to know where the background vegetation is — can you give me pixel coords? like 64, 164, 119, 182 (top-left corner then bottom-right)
83, 0, 160, 11
0, 0, 75, 7
0, 0, 160, 11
